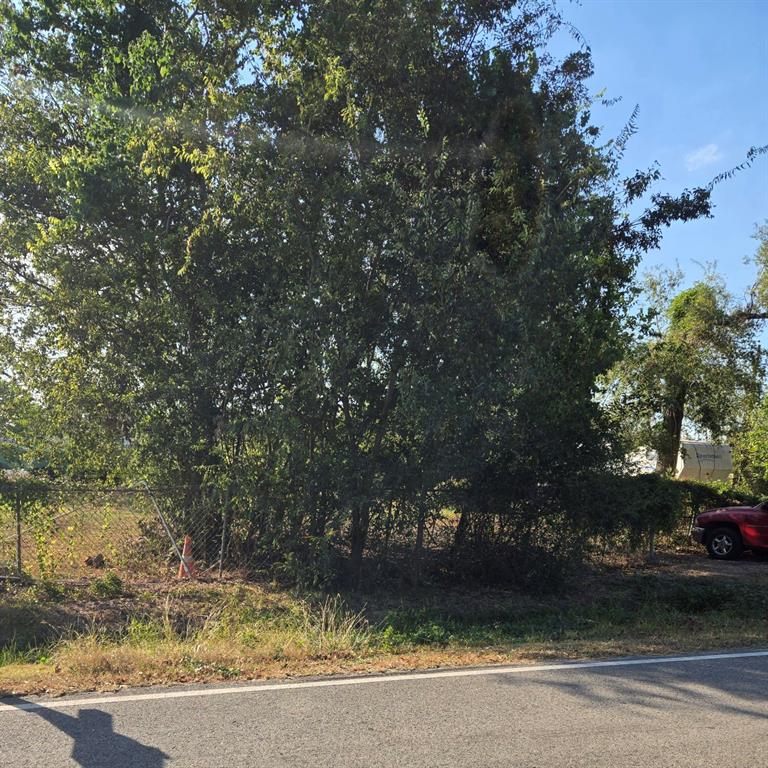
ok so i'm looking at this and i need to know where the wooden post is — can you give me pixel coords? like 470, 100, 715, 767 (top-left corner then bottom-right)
218, 502, 229, 579
647, 529, 658, 564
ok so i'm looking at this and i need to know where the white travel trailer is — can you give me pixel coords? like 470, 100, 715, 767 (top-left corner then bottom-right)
627, 440, 733, 482
675, 440, 733, 482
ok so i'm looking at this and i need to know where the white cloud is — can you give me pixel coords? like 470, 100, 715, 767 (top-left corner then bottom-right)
684, 143, 723, 172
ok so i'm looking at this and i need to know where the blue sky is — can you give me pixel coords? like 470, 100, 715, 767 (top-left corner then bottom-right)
555, 0, 768, 302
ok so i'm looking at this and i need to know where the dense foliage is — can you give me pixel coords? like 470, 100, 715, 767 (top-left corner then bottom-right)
603, 274, 762, 474
731, 222, 768, 494
587, 473, 757, 549
0, 1, 721, 583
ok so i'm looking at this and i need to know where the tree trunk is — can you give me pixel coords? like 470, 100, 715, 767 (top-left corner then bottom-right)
657, 393, 686, 475
381, 500, 394, 565
452, 507, 470, 557
412, 499, 427, 586
345, 354, 401, 585
349, 502, 369, 584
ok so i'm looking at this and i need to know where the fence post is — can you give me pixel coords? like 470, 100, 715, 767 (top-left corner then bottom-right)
15, 491, 22, 578
647, 528, 657, 564
218, 505, 228, 579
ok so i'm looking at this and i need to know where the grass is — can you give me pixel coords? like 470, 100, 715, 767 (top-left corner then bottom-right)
89, 572, 125, 599
1, 553, 767, 696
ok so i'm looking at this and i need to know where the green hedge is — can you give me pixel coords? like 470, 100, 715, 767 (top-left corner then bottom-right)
573, 473, 758, 546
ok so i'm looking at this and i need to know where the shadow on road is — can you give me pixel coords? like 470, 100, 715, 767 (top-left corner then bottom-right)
493, 656, 768, 721
2, 698, 169, 767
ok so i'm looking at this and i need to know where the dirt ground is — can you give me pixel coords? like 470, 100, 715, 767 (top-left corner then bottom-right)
2, 548, 767, 697
651, 550, 768, 583
3, 549, 767, 649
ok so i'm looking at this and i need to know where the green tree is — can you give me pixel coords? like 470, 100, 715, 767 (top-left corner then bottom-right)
732, 220, 768, 321
604, 273, 762, 474
726, 223, 768, 493
0, 0, 725, 581
734, 403, 768, 495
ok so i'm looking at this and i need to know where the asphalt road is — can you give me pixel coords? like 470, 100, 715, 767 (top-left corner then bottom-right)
2, 651, 767, 768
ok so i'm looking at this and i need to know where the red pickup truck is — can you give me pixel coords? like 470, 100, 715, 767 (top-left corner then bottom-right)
692, 501, 768, 560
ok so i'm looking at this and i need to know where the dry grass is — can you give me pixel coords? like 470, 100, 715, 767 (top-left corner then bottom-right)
3, 629, 765, 698
2, 552, 768, 697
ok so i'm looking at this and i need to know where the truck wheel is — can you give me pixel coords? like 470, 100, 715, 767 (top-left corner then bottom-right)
706, 527, 743, 560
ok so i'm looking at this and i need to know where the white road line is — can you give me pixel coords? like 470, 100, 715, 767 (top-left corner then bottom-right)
2, 649, 767, 713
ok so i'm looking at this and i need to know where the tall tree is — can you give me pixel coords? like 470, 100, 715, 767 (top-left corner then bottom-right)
604, 273, 762, 474
723, 222, 768, 492
0, 0, 723, 579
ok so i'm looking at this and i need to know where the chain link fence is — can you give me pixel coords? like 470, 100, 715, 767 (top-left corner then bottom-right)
0, 473, 711, 585
0, 495, 20, 578
0, 480, 229, 583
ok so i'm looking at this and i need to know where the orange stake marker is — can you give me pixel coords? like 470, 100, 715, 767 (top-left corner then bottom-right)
177, 535, 197, 579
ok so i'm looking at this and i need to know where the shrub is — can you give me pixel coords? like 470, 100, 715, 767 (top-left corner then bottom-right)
581, 473, 758, 551
294, 595, 371, 656
90, 572, 124, 599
